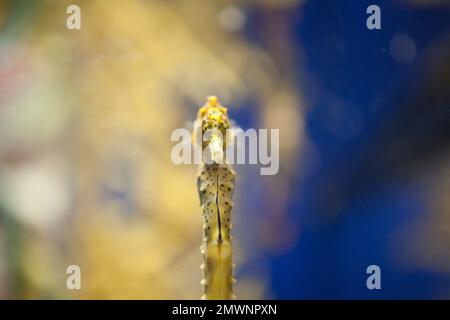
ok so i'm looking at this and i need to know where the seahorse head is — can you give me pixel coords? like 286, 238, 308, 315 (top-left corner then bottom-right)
196, 96, 230, 163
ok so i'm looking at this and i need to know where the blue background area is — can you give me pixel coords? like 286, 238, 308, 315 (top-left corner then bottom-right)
250, 1, 450, 299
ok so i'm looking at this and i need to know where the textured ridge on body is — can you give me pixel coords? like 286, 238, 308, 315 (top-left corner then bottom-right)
197, 163, 236, 299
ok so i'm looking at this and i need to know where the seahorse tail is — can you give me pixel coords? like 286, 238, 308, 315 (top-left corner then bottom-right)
201, 240, 235, 299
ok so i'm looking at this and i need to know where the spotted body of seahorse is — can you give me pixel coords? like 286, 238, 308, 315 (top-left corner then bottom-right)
195, 96, 236, 300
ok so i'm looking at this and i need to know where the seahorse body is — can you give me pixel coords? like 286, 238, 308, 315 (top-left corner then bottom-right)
196, 96, 236, 300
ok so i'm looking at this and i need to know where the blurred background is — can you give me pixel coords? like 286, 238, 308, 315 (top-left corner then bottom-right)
0, 0, 449, 299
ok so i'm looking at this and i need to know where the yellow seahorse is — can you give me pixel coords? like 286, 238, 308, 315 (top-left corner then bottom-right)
195, 96, 236, 300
